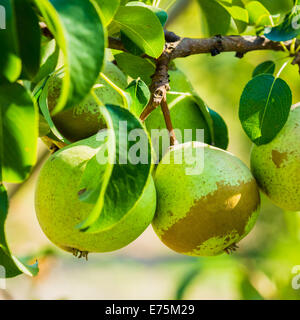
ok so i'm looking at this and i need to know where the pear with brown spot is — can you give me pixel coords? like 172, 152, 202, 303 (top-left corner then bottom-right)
251, 103, 300, 211
152, 142, 260, 257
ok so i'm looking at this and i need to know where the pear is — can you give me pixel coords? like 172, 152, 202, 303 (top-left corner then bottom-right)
145, 69, 211, 159
35, 135, 156, 254
251, 103, 300, 211
47, 61, 128, 142
152, 142, 260, 256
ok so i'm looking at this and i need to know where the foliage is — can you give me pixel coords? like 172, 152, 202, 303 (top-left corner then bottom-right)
0, 0, 299, 302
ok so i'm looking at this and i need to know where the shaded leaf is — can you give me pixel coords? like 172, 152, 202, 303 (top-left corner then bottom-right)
115, 52, 155, 86
208, 108, 229, 150
0, 0, 22, 83
14, 0, 41, 80
0, 83, 38, 183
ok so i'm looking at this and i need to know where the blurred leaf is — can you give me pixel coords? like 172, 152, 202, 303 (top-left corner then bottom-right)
34, 0, 106, 114
78, 105, 152, 233
219, 0, 249, 33
126, 79, 150, 117
114, 6, 165, 58
240, 273, 264, 300
252, 60, 276, 77
264, 5, 300, 41
115, 52, 155, 85
174, 265, 201, 300
0, 0, 22, 83
198, 0, 231, 36
0, 83, 38, 183
239, 74, 292, 145
0, 184, 38, 278
246, 1, 272, 27
14, 0, 41, 80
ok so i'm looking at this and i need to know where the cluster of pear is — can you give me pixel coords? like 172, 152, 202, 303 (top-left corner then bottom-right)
36, 63, 300, 258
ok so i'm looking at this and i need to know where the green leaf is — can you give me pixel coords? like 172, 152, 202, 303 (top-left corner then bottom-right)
113, 6, 165, 58
0, 184, 38, 278
0, 83, 38, 183
208, 108, 229, 150
258, 0, 294, 15
78, 105, 152, 233
34, 0, 106, 114
32, 38, 59, 85
95, 0, 120, 26
126, 1, 168, 26
198, 0, 231, 36
252, 60, 276, 77
246, 1, 272, 27
219, 0, 249, 33
264, 5, 300, 41
120, 31, 144, 56
126, 79, 150, 117
115, 52, 155, 86
14, 0, 41, 80
37, 76, 70, 144
239, 74, 292, 145
0, 0, 22, 83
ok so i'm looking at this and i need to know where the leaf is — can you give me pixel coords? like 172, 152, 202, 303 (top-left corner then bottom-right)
95, 0, 120, 26
115, 52, 155, 85
252, 60, 276, 77
0, 184, 38, 278
37, 77, 70, 144
32, 38, 59, 85
113, 6, 165, 58
219, 0, 249, 34
264, 5, 300, 41
0, 83, 38, 183
120, 31, 144, 56
78, 105, 152, 233
198, 0, 231, 36
208, 108, 229, 150
174, 265, 202, 300
126, 1, 168, 26
239, 74, 292, 145
0, 0, 22, 83
126, 79, 150, 117
34, 0, 106, 114
14, 0, 41, 80
246, 1, 272, 27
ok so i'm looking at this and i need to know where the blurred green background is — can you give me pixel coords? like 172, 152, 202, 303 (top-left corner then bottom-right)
2, 0, 300, 300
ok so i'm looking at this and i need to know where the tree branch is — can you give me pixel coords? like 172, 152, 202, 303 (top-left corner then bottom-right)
138, 32, 300, 125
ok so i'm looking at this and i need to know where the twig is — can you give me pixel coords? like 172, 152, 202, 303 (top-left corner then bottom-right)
161, 98, 178, 146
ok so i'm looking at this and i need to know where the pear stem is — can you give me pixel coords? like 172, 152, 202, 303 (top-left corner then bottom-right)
161, 98, 178, 146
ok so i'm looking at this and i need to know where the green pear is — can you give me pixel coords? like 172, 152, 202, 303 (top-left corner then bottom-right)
145, 69, 211, 159
35, 135, 156, 254
152, 142, 260, 256
251, 103, 300, 211
47, 61, 128, 142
